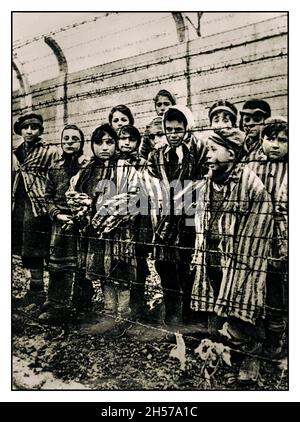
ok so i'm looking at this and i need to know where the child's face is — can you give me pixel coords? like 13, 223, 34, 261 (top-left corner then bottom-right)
242, 112, 265, 140
93, 132, 116, 160
155, 95, 172, 116
165, 120, 186, 148
118, 132, 138, 153
211, 111, 233, 129
262, 130, 288, 161
206, 139, 235, 173
111, 111, 130, 132
21, 123, 41, 142
148, 124, 167, 150
62, 128, 82, 155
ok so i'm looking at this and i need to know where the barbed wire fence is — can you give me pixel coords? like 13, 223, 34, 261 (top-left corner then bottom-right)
12, 12, 288, 386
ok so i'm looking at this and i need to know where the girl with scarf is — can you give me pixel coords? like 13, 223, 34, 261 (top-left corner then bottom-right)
39, 125, 86, 323
191, 127, 273, 382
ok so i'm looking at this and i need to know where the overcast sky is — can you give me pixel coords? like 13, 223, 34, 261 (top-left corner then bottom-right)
13, 12, 99, 43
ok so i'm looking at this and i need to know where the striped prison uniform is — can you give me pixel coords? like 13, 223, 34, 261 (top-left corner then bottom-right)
13, 139, 59, 217
191, 163, 274, 325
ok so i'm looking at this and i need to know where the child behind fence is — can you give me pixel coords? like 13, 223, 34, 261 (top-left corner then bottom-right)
239, 98, 271, 161
68, 124, 118, 315
247, 116, 288, 357
191, 127, 274, 383
39, 124, 86, 323
91, 124, 147, 337
139, 89, 176, 159
146, 105, 207, 333
12, 113, 58, 305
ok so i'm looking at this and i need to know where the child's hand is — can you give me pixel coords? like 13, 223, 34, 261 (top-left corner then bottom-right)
56, 214, 73, 223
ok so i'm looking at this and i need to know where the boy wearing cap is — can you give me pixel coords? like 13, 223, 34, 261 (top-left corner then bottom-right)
247, 117, 288, 357
12, 113, 58, 305
239, 98, 271, 160
209, 99, 238, 129
191, 127, 273, 382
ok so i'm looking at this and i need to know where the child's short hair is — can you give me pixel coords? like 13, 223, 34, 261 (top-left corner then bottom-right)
154, 89, 176, 105
108, 105, 135, 126
261, 116, 288, 139
163, 107, 188, 127
90, 124, 117, 156
61, 124, 85, 155
118, 125, 141, 149
208, 100, 238, 127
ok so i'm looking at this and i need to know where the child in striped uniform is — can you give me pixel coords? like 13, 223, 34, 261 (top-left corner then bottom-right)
38, 125, 86, 324
12, 113, 58, 305
191, 127, 273, 382
69, 124, 118, 319
91, 125, 147, 337
247, 116, 288, 357
239, 98, 271, 161
148, 105, 207, 329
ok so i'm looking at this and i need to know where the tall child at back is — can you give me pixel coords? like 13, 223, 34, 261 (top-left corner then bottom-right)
140, 89, 176, 159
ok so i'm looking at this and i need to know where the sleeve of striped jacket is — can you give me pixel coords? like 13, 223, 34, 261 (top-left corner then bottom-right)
275, 176, 288, 259
44, 168, 61, 220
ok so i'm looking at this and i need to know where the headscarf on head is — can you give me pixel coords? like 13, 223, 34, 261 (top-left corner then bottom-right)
60, 124, 85, 175
163, 105, 195, 142
154, 89, 176, 105
208, 127, 244, 157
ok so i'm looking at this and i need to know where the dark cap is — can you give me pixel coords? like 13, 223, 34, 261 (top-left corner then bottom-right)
240, 98, 271, 116
239, 99, 271, 131
14, 113, 44, 136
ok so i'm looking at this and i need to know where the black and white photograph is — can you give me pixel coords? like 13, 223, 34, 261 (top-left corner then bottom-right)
10, 7, 290, 394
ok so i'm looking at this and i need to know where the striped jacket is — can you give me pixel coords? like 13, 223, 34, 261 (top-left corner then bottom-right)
12, 139, 59, 217
191, 163, 273, 325
141, 136, 206, 262
247, 147, 287, 260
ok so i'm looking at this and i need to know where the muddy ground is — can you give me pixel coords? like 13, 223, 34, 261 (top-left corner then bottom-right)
12, 256, 288, 391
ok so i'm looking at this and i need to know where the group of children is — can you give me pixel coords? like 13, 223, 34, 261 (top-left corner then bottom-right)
12, 89, 288, 382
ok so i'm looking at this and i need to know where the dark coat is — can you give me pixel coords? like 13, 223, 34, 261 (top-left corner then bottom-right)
44, 155, 86, 271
